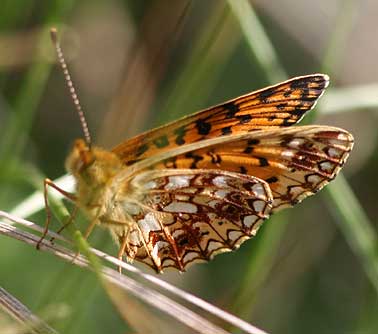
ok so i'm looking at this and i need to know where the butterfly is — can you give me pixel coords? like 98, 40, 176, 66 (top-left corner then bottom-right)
42, 29, 353, 273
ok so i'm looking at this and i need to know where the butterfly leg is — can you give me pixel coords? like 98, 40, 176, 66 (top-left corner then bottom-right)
83, 218, 97, 240
117, 230, 129, 274
37, 178, 77, 249
50, 205, 79, 243
99, 218, 158, 271
68, 208, 102, 265
67, 216, 100, 266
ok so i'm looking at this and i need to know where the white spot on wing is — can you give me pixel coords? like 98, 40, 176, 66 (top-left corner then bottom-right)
215, 189, 230, 198
176, 195, 190, 201
172, 229, 185, 239
165, 175, 193, 190
161, 258, 175, 266
138, 212, 161, 233
207, 241, 224, 252
164, 201, 198, 213
243, 215, 258, 227
288, 138, 304, 148
152, 241, 169, 259
308, 174, 322, 184
183, 252, 199, 263
253, 200, 266, 213
228, 230, 243, 242
328, 148, 340, 158
252, 183, 266, 197
289, 186, 304, 197
281, 150, 294, 158
337, 133, 349, 141
213, 176, 229, 188
320, 161, 333, 172
151, 243, 159, 259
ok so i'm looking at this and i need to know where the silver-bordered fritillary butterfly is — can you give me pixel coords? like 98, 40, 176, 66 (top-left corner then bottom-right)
41, 29, 354, 273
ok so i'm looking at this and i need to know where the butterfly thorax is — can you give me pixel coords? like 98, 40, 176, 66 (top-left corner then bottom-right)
65, 139, 125, 216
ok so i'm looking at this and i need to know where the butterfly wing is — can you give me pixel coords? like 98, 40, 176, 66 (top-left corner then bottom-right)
110, 126, 352, 272
144, 126, 354, 212
112, 74, 329, 165
105, 74, 354, 272
114, 170, 272, 272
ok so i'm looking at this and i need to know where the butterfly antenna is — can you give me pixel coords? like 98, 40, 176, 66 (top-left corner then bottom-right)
50, 27, 92, 148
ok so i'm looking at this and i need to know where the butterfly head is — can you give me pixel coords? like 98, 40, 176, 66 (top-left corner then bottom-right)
65, 139, 123, 187
65, 139, 94, 177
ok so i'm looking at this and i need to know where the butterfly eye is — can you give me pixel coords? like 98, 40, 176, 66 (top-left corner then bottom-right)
66, 139, 95, 175
72, 139, 95, 172
77, 150, 95, 172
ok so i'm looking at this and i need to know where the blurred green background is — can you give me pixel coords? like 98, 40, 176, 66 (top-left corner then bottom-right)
0, 0, 377, 333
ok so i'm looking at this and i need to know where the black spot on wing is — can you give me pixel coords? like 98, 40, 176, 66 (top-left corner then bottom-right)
283, 90, 292, 98
243, 139, 259, 154
221, 126, 232, 135
236, 114, 252, 124
290, 78, 309, 89
126, 159, 138, 166
185, 152, 204, 168
259, 87, 276, 102
153, 135, 169, 148
164, 157, 178, 168
258, 157, 269, 167
276, 103, 287, 110
302, 89, 319, 102
248, 139, 260, 145
174, 126, 187, 145
292, 106, 306, 116
224, 102, 239, 119
244, 146, 253, 154
208, 151, 222, 165
266, 176, 278, 183
195, 119, 211, 135
282, 117, 294, 126
239, 166, 247, 174
136, 144, 149, 157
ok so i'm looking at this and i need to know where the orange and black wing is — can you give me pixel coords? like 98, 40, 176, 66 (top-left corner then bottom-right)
112, 74, 329, 165
146, 126, 354, 212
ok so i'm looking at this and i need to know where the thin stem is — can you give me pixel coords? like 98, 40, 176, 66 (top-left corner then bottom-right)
0, 212, 269, 334
0, 286, 59, 334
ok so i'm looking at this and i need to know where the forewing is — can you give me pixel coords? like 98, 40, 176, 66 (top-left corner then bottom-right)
149, 126, 354, 212
117, 170, 272, 272
112, 74, 329, 165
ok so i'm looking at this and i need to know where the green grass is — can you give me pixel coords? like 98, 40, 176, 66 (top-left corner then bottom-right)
0, 1, 377, 333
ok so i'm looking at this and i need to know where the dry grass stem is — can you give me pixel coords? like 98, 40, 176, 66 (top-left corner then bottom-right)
0, 211, 269, 334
